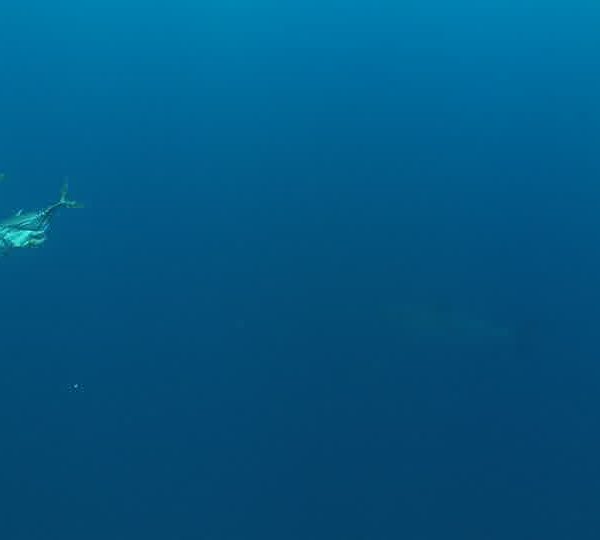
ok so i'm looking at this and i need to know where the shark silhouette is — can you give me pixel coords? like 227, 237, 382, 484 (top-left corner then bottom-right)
392, 302, 516, 347
0, 183, 82, 254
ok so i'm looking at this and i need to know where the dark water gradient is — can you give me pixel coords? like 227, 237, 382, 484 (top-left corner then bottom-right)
0, 2, 599, 538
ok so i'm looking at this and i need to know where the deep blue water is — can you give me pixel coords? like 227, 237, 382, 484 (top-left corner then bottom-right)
0, 2, 600, 539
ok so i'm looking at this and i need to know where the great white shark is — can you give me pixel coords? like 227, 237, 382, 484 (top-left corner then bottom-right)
392, 302, 515, 346
0, 183, 82, 253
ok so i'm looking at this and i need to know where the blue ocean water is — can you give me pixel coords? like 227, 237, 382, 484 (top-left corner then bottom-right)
0, 2, 599, 538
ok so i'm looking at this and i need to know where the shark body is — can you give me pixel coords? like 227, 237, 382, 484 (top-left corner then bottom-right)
392, 302, 515, 347
0, 183, 82, 253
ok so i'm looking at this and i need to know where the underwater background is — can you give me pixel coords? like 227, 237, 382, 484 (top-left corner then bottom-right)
0, 1, 599, 539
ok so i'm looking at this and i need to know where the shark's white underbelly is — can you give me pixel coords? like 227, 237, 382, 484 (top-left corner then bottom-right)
0, 226, 47, 252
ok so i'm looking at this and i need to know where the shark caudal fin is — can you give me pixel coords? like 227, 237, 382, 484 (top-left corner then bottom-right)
59, 181, 84, 209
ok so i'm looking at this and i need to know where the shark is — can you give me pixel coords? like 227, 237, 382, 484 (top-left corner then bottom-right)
0, 182, 82, 254
391, 302, 517, 347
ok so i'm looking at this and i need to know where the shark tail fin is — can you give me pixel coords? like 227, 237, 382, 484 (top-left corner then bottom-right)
60, 181, 84, 209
